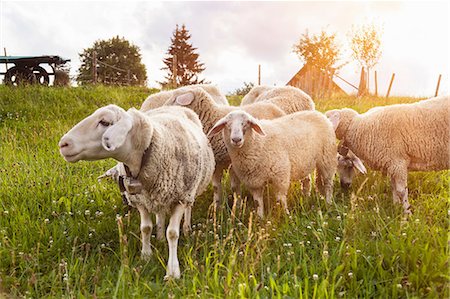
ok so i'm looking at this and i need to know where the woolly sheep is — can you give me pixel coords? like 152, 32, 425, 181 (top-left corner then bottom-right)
140, 84, 229, 111
164, 87, 286, 208
98, 163, 179, 241
336, 144, 367, 191
241, 85, 315, 114
209, 110, 337, 218
59, 105, 215, 279
325, 95, 450, 214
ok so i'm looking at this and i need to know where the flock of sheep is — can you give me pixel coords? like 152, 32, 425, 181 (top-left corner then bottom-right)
58, 85, 449, 279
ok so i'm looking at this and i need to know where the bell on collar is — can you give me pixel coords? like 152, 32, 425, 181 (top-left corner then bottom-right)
124, 177, 143, 195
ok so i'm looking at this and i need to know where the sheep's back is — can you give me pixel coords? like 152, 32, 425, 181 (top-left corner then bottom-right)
348, 96, 450, 171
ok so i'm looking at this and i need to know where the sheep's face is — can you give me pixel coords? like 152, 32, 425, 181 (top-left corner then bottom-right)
336, 148, 367, 191
208, 111, 266, 149
59, 105, 132, 162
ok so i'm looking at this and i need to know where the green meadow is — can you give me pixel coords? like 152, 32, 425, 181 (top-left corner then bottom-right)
0, 86, 448, 298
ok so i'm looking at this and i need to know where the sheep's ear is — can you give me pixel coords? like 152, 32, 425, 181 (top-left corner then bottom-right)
326, 110, 340, 131
352, 156, 367, 174
208, 117, 227, 137
102, 112, 133, 151
248, 119, 266, 136
175, 92, 195, 106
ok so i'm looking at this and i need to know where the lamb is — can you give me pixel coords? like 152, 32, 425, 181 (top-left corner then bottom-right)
240, 85, 315, 114
325, 95, 450, 214
140, 84, 229, 111
209, 110, 337, 218
336, 144, 367, 191
59, 105, 215, 279
164, 87, 287, 208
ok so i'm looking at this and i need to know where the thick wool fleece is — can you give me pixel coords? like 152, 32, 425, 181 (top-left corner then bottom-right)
125, 106, 215, 213
241, 85, 315, 114
167, 87, 286, 166
330, 96, 450, 173
140, 84, 228, 111
225, 111, 337, 198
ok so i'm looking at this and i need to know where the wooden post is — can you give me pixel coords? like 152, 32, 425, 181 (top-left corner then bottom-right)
435, 74, 442, 97
127, 70, 131, 86
374, 70, 378, 97
258, 64, 261, 85
172, 54, 177, 88
357, 67, 367, 97
92, 51, 97, 84
3, 48, 8, 71
386, 73, 395, 98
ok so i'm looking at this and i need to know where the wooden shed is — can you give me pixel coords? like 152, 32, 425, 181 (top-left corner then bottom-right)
287, 64, 347, 98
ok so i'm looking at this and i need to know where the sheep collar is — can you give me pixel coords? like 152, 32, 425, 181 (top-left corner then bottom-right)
117, 144, 152, 204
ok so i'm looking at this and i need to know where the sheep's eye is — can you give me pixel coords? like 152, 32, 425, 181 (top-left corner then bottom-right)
99, 120, 111, 127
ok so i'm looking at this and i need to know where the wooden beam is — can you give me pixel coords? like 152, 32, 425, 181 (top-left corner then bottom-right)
386, 73, 395, 98
435, 74, 442, 97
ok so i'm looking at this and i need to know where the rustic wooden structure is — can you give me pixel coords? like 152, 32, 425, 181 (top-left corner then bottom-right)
286, 64, 347, 98
0, 55, 70, 86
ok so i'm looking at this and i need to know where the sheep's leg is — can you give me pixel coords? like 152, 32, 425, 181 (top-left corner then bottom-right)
389, 166, 411, 214
156, 212, 166, 241
251, 188, 265, 218
317, 167, 334, 205
212, 166, 225, 209
301, 176, 311, 197
164, 203, 185, 280
137, 205, 153, 259
182, 206, 192, 236
276, 192, 290, 215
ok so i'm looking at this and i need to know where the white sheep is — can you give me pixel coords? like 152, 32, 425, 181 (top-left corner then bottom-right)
209, 110, 337, 218
59, 105, 215, 279
98, 163, 173, 241
325, 95, 450, 214
240, 85, 315, 114
336, 144, 367, 191
140, 84, 229, 111
164, 87, 286, 208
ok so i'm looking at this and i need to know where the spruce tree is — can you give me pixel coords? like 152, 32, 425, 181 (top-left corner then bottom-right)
161, 24, 207, 88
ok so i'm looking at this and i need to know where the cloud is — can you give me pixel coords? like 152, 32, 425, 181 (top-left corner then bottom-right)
1, 1, 448, 96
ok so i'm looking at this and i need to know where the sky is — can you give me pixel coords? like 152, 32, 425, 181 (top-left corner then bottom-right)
0, 0, 449, 96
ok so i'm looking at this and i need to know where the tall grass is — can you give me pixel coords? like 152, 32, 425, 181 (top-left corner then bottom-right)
0, 86, 448, 298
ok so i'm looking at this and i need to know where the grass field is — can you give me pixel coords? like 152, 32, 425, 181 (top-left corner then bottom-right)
0, 86, 448, 298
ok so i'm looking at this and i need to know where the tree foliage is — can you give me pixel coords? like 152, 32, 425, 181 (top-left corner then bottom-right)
293, 30, 341, 72
77, 36, 147, 86
160, 24, 207, 88
232, 82, 255, 96
350, 23, 383, 70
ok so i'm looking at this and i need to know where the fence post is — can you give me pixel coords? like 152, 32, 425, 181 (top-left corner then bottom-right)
374, 70, 378, 97
172, 54, 177, 88
435, 74, 442, 97
92, 51, 97, 84
258, 64, 261, 85
386, 73, 395, 98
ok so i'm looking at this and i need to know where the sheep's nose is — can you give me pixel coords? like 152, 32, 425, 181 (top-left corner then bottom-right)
59, 137, 72, 150
340, 182, 351, 191
232, 137, 242, 144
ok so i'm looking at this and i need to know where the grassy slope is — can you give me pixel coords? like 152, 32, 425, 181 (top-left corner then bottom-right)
0, 86, 448, 298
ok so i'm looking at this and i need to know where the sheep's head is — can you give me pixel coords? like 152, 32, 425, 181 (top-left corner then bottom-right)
325, 108, 358, 140
59, 104, 133, 162
164, 87, 207, 108
208, 110, 266, 148
337, 146, 367, 191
